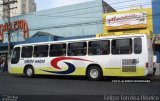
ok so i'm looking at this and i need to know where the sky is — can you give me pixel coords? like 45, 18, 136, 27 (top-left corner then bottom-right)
35, 0, 152, 11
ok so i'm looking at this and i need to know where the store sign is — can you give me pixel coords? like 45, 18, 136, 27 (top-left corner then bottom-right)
96, 30, 151, 38
106, 12, 147, 30
0, 20, 29, 41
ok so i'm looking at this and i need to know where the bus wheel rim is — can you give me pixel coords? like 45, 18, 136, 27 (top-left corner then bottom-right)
90, 69, 98, 78
27, 69, 33, 76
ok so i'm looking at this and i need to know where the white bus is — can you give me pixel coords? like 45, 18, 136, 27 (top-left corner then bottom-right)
9, 34, 154, 80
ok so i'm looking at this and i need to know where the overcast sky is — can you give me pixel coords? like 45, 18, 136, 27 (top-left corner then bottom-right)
35, 0, 152, 11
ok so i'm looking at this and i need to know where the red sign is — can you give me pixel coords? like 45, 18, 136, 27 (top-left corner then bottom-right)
0, 20, 29, 41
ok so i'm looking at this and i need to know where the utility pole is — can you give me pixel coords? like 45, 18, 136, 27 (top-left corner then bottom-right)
1, 0, 17, 58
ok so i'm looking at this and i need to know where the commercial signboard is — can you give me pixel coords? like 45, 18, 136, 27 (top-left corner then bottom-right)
96, 30, 152, 38
106, 12, 147, 30
0, 20, 29, 41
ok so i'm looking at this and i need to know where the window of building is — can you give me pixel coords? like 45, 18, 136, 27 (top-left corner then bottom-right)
134, 38, 142, 54
21, 46, 33, 58
88, 40, 110, 55
50, 44, 66, 57
112, 38, 132, 54
34, 45, 48, 57
68, 42, 87, 56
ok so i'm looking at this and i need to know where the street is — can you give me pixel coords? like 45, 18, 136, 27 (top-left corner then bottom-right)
0, 73, 160, 95
0, 73, 160, 101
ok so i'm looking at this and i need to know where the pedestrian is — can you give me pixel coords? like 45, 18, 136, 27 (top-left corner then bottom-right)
1, 57, 8, 73
0, 56, 3, 72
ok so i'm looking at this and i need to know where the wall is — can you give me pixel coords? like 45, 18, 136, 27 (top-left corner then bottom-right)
152, 0, 160, 34
152, 0, 160, 63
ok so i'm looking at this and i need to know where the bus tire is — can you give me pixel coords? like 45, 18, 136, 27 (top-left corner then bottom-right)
87, 65, 102, 81
24, 66, 34, 78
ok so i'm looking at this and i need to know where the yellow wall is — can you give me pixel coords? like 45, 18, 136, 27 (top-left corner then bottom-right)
97, 8, 153, 38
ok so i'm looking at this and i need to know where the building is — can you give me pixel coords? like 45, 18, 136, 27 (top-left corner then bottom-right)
152, 0, 160, 66
152, 0, 160, 35
0, 0, 36, 18
0, 0, 116, 56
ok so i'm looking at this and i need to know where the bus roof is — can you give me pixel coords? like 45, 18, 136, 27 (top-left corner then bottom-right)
14, 34, 147, 47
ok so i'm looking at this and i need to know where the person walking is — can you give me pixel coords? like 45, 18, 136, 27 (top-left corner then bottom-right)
1, 57, 8, 73
0, 56, 3, 72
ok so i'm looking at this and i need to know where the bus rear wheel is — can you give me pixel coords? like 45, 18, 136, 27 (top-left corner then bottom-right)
87, 66, 102, 81
24, 66, 34, 78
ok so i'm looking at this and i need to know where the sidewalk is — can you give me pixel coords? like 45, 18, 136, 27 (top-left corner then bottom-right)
0, 68, 9, 74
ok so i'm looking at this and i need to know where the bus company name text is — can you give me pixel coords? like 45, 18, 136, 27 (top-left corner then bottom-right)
24, 60, 45, 64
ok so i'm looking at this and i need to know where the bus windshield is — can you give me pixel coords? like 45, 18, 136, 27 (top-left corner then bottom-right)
11, 47, 20, 64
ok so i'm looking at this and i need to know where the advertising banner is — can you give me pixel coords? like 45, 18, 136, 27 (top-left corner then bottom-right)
106, 12, 147, 30
0, 20, 29, 41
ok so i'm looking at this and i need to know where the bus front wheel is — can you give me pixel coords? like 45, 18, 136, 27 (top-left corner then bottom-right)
87, 65, 102, 81
24, 66, 34, 78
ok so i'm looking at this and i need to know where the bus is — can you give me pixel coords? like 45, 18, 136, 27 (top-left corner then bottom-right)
9, 34, 154, 80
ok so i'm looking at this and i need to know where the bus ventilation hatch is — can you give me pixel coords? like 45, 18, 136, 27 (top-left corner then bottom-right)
122, 59, 137, 72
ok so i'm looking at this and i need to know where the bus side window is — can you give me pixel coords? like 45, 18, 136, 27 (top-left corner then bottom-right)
102, 40, 110, 55
88, 41, 100, 55
68, 42, 87, 56
134, 38, 142, 54
21, 46, 33, 58
50, 44, 66, 57
112, 38, 132, 55
88, 40, 110, 55
34, 45, 48, 57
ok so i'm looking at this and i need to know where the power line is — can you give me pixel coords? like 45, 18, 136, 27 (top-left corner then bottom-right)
26, 13, 160, 32
18, 13, 159, 32
3, 3, 155, 22
0, 0, 154, 20
4, 14, 159, 40
4, 12, 159, 33
0, 1, 159, 35
4, 0, 150, 16
1, 10, 159, 30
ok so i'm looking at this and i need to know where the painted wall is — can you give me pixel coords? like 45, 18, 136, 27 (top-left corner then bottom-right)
152, 0, 160, 63
152, 0, 160, 34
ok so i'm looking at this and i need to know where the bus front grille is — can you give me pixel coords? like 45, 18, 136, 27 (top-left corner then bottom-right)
122, 59, 137, 72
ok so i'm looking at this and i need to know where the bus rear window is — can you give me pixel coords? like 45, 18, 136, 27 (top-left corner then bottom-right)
134, 38, 142, 54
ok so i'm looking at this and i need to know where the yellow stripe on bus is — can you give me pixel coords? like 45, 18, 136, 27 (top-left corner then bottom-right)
104, 67, 145, 76
10, 67, 145, 76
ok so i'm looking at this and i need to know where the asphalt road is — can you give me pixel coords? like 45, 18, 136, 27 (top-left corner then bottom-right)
0, 73, 160, 101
